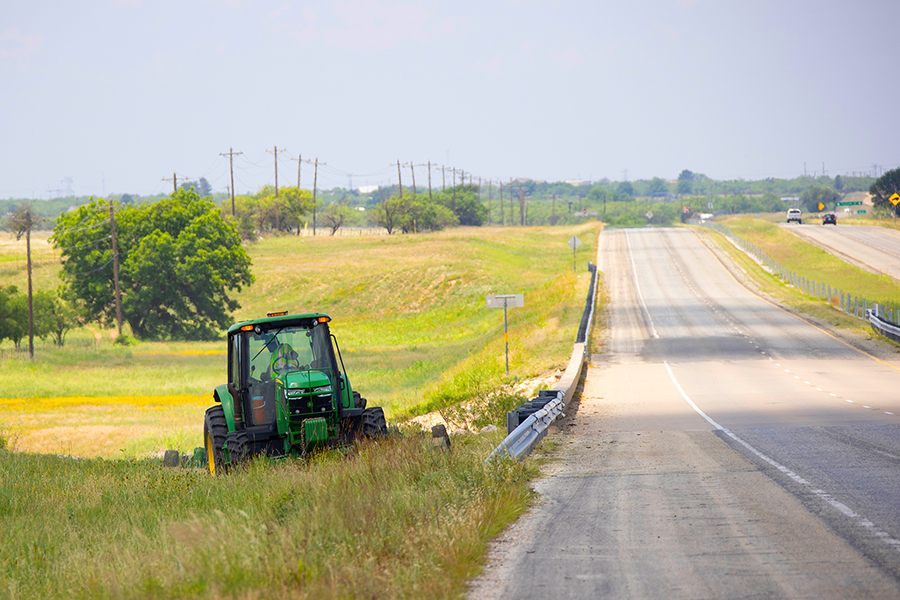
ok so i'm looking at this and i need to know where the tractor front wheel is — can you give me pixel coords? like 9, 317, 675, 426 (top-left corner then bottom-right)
362, 407, 388, 438
203, 406, 228, 475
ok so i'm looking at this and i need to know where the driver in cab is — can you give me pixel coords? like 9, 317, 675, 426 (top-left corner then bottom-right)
267, 337, 300, 376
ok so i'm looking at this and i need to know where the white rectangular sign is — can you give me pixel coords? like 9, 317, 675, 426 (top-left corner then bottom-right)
486, 294, 524, 309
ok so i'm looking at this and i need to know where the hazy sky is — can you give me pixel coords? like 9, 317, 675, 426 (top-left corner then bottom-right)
3, 0, 899, 199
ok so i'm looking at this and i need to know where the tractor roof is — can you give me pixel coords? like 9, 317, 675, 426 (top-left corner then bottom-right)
227, 312, 332, 335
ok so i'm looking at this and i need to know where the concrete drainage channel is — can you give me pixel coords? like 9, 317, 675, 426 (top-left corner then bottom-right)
487, 260, 598, 462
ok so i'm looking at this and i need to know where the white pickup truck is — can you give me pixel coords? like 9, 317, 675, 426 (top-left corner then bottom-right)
786, 208, 802, 224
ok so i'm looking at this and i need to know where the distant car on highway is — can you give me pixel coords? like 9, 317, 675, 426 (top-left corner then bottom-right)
787, 208, 802, 224
823, 213, 837, 225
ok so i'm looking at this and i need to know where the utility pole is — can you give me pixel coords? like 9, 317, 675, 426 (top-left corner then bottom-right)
499, 181, 504, 226
519, 188, 525, 226
22, 210, 35, 359
442, 166, 446, 192
162, 172, 184, 194
110, 200, 123, 337
397, 160, 403, 197
267, 146, 286, 198
488, 179, 492, 225
452, 168, 457, 212
219, 148, 243, 216
291, 153, 302, 188
306, 157, 324, 235
410, 162, 417, 196
26, 211, 33, 358
10, 208, 37, 358
427, 161, 433, 201
509, 179, 514, 226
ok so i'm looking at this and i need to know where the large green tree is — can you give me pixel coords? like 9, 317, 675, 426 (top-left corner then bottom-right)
435, 186, 486, 226
52, 189, 254, 340
870, 167, 900, 214
647, 177, 669, 196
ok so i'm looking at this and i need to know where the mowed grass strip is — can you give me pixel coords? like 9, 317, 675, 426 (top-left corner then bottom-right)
699, 218, 900, 339
0, 430, 535, 600
719, 216, 900, 307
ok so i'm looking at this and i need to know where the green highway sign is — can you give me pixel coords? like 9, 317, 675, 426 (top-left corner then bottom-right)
857, 210, 867, 214
836, 201, 862, 206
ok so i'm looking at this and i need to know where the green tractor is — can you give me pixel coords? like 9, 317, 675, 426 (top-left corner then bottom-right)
203, 311, 387, 474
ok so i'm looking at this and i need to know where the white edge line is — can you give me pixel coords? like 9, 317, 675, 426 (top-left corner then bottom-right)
625, 231, 659, 339
663, 360, 900, 553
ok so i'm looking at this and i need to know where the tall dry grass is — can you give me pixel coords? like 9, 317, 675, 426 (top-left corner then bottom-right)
0, 432, 535, 599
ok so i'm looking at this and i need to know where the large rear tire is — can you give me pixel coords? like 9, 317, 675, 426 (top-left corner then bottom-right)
203, 406, 228, 475
225, 430, 251, 470
362, 407, 388, 438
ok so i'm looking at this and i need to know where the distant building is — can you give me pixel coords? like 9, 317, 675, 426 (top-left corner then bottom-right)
357, 184, 380, 194
565, 180, 592, 187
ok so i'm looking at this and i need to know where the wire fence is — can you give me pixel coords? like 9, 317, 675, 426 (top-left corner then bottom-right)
0, 337, 101, 359
298, 227, 389, 237
701, 221, 900, 326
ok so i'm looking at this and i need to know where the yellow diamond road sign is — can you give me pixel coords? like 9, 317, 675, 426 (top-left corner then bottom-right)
890, 192, 900, 206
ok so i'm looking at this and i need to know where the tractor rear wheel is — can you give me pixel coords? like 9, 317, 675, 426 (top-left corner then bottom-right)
352, 391, 367, 409
203, 406, 228, 475
225, 430, 251, 470
362, 407, 388, 438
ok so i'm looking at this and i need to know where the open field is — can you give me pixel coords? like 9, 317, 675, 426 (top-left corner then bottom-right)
0, 224, 598, 459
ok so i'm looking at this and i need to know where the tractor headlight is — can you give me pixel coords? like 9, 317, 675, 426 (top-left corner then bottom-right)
285, 389, 303, 399
312, 385, 333, 394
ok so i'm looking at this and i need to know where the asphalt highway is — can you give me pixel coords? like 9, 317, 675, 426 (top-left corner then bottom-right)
785, 222, 900, 281
469, 227, 900, 600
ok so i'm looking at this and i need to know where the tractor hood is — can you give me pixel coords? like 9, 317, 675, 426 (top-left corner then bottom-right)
280, 369, 332, 392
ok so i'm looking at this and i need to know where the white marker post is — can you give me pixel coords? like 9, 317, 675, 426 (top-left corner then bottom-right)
568, 235, 582, 273
486, 294, 525, 375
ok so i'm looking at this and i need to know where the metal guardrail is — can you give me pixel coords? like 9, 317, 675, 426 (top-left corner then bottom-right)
486, 398, 564, 462
486, 256, 599, 463
869, 305, 900, 343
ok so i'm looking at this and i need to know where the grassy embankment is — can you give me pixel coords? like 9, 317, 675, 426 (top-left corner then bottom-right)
0, 223, 599, 599
0, 224, 598, 456
700, 216, 900, 340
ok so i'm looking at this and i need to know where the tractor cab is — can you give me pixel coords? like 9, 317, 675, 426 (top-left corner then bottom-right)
208, 312, 374, 464
234, 315, 347, 428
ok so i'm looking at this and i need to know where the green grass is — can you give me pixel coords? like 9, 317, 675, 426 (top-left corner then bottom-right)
719, 216, 900, 307
0, 433, 536, 600
699, 217, 900, 339
0, 224, 597, 599
0, 224, 598, 458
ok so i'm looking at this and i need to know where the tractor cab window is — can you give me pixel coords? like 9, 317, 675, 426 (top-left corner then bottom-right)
242, 324, 334, 427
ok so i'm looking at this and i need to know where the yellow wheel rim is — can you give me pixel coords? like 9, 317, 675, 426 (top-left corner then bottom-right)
205, 430, 216, 475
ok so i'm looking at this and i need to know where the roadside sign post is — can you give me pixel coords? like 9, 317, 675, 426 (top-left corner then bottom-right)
890, 193, 900, 223
486, 294, 524, 375
568, 235, 582, 273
